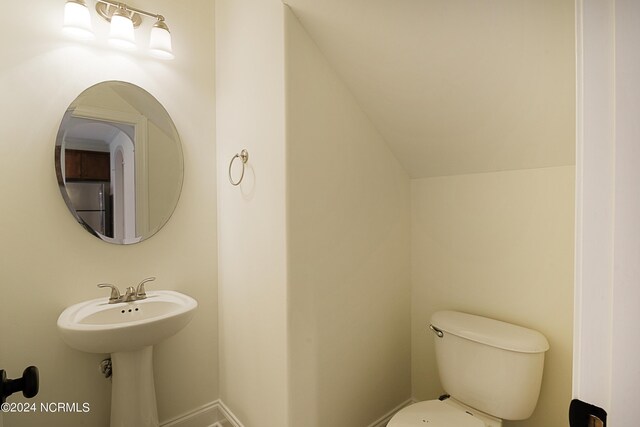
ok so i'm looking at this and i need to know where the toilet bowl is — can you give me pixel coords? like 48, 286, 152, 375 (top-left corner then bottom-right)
388, 311, 549, 427
389, 398, 501, 427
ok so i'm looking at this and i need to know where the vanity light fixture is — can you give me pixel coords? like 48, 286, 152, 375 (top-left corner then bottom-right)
107, 5, 136, 50
63, 0, 94, 40
148, 20, 174, 60
63, 0, 174, 60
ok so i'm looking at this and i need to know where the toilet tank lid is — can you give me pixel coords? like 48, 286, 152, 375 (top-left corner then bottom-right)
430, 311, 550, 354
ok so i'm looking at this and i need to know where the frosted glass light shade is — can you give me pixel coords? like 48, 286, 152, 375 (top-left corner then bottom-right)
63, 0, 94, 40
149, 22, 174, 60
109, 12, 136, 50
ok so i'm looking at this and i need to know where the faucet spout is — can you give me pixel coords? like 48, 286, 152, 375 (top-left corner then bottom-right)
122, 287, 137, 302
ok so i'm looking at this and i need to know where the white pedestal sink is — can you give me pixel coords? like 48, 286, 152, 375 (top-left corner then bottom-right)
57, 291, 197, 427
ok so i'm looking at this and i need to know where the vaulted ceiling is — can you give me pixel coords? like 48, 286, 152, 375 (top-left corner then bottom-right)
284, 0, 575, 178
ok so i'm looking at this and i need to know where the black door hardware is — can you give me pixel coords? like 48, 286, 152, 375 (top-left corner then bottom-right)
569, 399, 607, 427
0, 366, 39, 404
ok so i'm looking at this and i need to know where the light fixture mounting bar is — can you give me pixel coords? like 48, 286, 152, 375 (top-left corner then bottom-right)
95, 0, 166, 28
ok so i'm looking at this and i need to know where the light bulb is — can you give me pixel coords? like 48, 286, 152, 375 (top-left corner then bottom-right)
63, 0, 94, 40
149, 20, 174, 60
109, 8, 136, 50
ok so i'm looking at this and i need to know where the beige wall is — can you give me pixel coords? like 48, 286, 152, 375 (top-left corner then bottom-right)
215, 0, 289, 426
0, 0, 217, 425
217, 3, 574, 427
285, 9, 411, 426
411, 166, 574, 426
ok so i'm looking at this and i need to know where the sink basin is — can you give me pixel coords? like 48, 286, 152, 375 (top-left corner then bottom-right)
57, 290, 197, 353
57, 290, 197, 427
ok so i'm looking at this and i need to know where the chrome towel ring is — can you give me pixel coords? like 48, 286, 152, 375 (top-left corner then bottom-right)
229, 149, 249, 186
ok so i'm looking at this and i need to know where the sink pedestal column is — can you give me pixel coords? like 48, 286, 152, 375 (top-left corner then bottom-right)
110, 346, 158, 427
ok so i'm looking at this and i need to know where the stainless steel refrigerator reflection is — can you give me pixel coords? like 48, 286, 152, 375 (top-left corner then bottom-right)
65, 182, 110, 236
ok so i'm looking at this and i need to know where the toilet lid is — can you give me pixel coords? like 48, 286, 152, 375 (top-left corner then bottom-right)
388, 400, 485, 427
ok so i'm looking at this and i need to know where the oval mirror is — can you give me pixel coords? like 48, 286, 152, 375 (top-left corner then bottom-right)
55, 81, 183, 244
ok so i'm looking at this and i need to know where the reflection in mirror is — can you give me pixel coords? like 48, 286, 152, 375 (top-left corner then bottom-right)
55, 81, 183, 244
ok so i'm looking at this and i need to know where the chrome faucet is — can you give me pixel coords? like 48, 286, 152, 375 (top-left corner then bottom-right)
97, 277, 156, 304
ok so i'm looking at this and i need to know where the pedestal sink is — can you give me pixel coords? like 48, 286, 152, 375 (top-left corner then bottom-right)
57, 290, 197, 427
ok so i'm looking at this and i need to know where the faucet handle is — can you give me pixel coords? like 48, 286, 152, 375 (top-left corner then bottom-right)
97, 284, 121, 302
136, 277, 156, 298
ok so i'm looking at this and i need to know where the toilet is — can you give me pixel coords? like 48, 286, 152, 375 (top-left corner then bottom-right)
388, 310, 549, 427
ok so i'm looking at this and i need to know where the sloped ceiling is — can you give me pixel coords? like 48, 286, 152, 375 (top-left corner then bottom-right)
284, 0, 575, 178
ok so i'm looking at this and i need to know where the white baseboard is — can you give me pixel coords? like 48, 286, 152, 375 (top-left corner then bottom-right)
160, 401, 217, 427
160, 400, 243, 427
366, 398, 416, 427
216, 399, 245, 427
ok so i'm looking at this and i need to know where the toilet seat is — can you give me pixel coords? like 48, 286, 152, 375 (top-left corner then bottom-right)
387, 399, 485, 427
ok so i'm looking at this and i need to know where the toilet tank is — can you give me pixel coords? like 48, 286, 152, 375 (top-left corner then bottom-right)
430, 311, 549, 420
